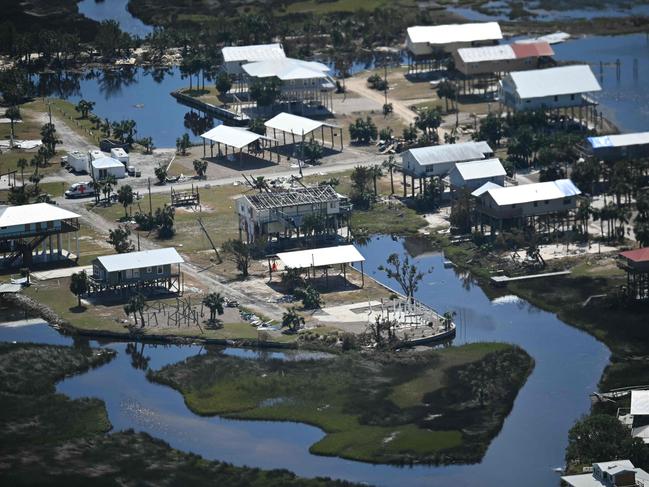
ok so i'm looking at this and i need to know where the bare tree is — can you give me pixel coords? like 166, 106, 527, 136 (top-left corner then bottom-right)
378, 253, 429, 302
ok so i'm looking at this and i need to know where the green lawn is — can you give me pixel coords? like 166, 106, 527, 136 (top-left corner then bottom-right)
150, 342, 533, 464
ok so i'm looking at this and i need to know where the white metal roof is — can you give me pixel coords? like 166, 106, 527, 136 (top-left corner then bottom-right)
0, 203, 80, 227
405, 141, 493, 166
452, 158, 506, 181
407, 22, 502, 46
242, 58, 330, 80
457, 44, 515, 63
631, 390, 649, 416
222, 43, 286, 63
471, 181, 503, 197
264, 112, 337, 137
588, 131, 649, 149
276, 245, 364, 269
485, 179, 581, 206
200, 125, 268, 149
96, 248, 184, 273
91, 157, 124, 169
507, 65, 601, 99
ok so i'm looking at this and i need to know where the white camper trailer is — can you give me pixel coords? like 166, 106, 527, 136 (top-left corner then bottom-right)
67, 151, 88, 173
89, 149, 104, 162
110, 148, 129, 165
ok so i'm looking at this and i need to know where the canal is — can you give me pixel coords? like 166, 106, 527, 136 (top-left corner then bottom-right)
0, 236, 610, 487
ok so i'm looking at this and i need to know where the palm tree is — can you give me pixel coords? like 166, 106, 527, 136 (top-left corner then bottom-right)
117, 184, 134, 218
102, 175, 117, 203
124, 293, 145, 327
69, 270, 89, 308
382, 155, 398, 195
16, 158, 28, 186
202, 292, 225, 323
4, 106, 20, 147
75, 99, 95, 119
282, 307, 305, 333
369, 165, 383, 197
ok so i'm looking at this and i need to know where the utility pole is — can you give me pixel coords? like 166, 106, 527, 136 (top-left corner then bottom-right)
147, 177, 152, 216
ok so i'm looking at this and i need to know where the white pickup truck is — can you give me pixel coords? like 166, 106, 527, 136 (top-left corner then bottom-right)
64, 182, 96, 199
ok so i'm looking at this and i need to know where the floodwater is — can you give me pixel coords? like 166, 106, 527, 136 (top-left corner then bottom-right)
78, 0, 153, 37
0, 235, 610, 487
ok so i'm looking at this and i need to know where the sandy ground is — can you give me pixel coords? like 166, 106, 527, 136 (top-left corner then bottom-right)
510, 242, 620, 262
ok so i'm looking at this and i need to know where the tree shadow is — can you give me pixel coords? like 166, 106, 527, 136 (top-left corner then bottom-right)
69, 305, 87, 313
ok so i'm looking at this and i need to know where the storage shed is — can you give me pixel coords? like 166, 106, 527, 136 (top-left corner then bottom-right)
90, 157, 126, 180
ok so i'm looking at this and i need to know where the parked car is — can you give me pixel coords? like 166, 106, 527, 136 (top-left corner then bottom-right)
64, 182, 95, 199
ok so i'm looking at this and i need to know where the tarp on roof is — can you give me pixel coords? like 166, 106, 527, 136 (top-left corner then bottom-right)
508, 65, 601, 99
242, 58, 329, 80
407, 22, 502, 45
406, 141, 492, 166
620, 247, 649, 263
632, 391, 649, 416
91, 157, 123, 169
276, 245, 364, 269
222, 43, 286, 63
485, 179, 581, 206
471, 181, 503, 197
96, 248, 184, 273
511, 41, 554, 58
452, 158, 506, 181
0, 203, 79, 227
457, 45, 515, 63
265, 112, 338, 137
201, 125, 273, 149
588, 132, 649, 149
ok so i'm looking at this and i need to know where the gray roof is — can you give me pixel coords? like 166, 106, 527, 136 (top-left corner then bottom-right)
471, 181, 503, 197
92, 157, 124, 169
507, 65, 601, 99
588, 131, 649, 149
484, 179, 581, 206
96, 248, 184, 273
222, 43, 286, 63
404, 141, 493, 166
452, 158, 506, 181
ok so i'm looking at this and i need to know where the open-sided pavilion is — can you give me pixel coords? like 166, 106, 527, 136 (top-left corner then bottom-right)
200, 125, 280, 164
270, 244, 365, 288
264, 112, 343, 152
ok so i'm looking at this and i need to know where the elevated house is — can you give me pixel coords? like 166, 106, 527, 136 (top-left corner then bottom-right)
449, 158, 507, 193
236, 185, 351, 244
406, 22, 502, 73
240, 58, 336, 113
499, 64, 601, 113
222, 43, 286, 77
618, 248, 649, 300
584, 132, 649, 162
400, 141, 493, 196
618, 390, 649, 444
473, 179, 582, 233
90, 248, 184, 294
453, 41, 554, 95
562, 460, 649, 487
0, 203, 80, 267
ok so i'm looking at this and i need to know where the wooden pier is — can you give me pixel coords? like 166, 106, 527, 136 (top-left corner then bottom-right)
170, 90, 248, 125
491, 270, 571, 286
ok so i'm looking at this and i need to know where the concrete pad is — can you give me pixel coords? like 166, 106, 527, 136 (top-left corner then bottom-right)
31, 265, 92, 281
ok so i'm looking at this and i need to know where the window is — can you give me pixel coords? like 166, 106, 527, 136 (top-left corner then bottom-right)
329, 202, 337, 209
533, 201, 538, 207
553, 95, 559, 102
511, 204, 517, 208
133, 268, 140, 278
24, 224, 30, 231
563, 197, 572, 205
570, 94, 575, 101
46, 221, 53, 229
157, 266, 164, 274
146, 266, 152, 273
544, 200, 549, 205
125, 269, 133, 279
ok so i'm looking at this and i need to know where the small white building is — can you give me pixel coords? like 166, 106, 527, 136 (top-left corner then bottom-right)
449, 158, 506, 192
562, 460, 649, 487
110, 147, 129, 165
406, 22, 503, 57
401, 141, 494, 178
222, 43, 286, 76
500, 64, 601, 111
90, 157, 126, 180
67, 151, 88, 173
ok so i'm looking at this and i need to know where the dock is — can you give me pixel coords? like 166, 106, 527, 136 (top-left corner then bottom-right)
170, 90, 248, 124
491, 270, 571, 286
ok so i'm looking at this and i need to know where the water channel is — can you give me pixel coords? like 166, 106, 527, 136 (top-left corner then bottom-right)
0, 236, 610, 487
78, 0, 153, 37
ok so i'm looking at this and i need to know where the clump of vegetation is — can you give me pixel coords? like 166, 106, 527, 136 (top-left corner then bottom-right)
349, 116, 377, 145
150, 343, 534, 465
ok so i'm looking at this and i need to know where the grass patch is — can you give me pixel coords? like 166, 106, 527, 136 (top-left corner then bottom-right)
150, 342, 533, 464
351, 202, 427, 236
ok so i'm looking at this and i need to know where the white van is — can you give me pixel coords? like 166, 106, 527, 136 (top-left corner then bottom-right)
65, 182, 96, 199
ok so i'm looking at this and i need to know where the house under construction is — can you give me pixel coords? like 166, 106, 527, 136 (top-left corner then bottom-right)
0, 203, 80, 268
236, 185, 352, 244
